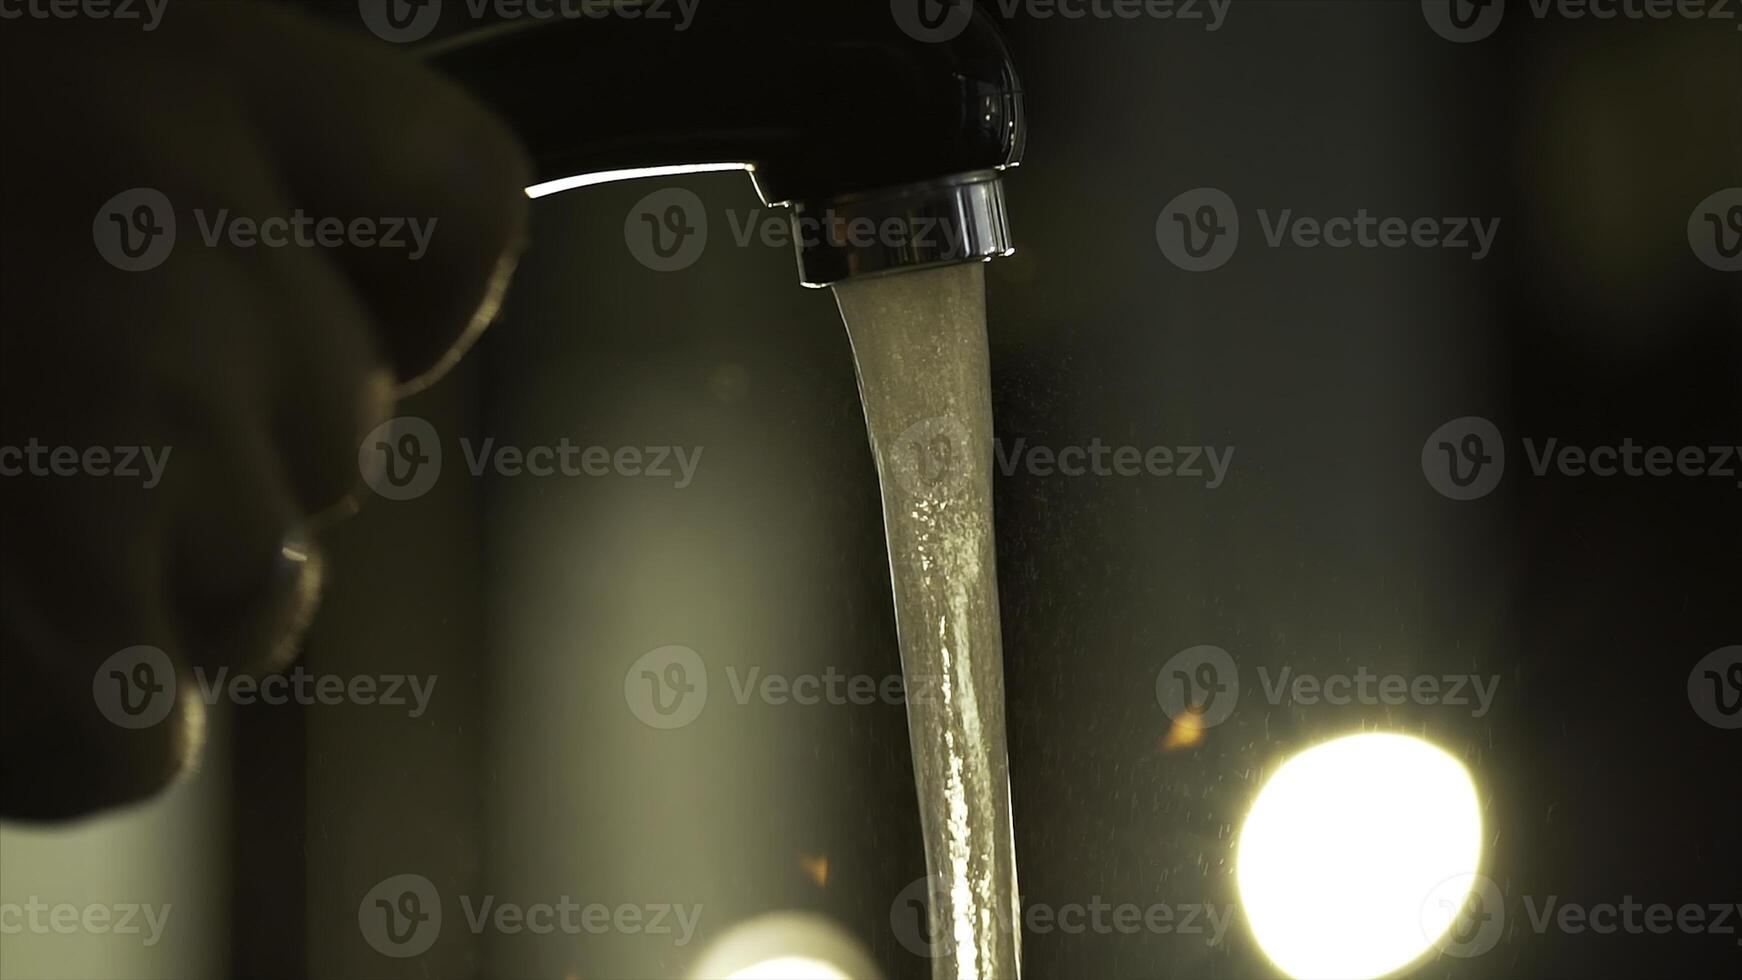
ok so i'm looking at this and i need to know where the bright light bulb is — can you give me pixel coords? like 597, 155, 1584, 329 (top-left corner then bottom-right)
1237, 732, 1483, 979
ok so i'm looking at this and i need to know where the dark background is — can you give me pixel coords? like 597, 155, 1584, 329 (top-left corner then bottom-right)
213, 1, 1742, 978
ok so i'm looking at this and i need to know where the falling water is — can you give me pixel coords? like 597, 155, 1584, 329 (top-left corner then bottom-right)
832, 263, 1021, 980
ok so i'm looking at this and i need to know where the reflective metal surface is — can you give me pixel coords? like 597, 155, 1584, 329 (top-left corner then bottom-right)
794, 174, 1015, 287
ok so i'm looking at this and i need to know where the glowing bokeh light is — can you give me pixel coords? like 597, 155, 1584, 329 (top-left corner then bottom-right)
1237, 732, 1484, 979
725, 956, 853, 980
688, 912, 878, 980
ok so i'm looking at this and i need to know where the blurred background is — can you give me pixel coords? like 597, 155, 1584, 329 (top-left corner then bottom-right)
2, 1, 1737, 978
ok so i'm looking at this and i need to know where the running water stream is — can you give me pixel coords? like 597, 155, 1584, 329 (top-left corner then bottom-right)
832, 263, 1021, 980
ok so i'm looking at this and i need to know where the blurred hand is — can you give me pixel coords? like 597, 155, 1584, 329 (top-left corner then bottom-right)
0, 4, 530, 819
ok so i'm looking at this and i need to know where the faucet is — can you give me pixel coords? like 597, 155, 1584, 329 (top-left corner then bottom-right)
431, 8, 1029, 978
426, 0, 1025, 285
